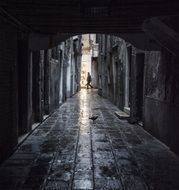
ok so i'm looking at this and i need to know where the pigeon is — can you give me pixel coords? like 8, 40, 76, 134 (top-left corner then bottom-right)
89, 115, 98, 123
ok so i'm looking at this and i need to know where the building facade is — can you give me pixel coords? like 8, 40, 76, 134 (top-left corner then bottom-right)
80, 34, 99, 89
0, 30, 82, 163
97, 35, 130, 113
97, 34, 179, 155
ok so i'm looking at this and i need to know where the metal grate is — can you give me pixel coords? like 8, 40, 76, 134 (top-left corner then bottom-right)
84, 6, 109, 16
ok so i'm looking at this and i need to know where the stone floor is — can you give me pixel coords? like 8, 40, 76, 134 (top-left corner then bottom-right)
0, 89, 179, 190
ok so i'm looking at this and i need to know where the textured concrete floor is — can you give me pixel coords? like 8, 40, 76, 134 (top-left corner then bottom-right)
0, 89, 179, 190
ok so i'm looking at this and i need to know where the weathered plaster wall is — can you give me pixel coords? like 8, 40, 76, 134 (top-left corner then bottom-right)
50, 57, 61, 112
91, 58, 98, 88
32, 51, 43, 122
97, 35, 130, 111
0, 23, 82, 163
144, 49, 179, 154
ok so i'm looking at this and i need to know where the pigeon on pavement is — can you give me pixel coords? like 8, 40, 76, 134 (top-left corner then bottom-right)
89, 115, 98, 123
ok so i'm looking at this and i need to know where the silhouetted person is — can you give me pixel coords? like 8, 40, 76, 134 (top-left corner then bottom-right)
86, 72, 93, 89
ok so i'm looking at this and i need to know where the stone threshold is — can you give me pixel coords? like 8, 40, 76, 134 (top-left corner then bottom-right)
114, 110, 130, 120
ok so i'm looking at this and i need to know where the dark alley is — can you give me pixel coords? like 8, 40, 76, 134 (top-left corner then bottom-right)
0, 90, 179, 190
1, 1, 179, 190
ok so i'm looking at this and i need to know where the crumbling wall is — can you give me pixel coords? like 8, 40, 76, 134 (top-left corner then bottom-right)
144, 48, 179, 154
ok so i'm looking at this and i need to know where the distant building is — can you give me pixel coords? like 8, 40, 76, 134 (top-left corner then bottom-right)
80, 34, 99, 88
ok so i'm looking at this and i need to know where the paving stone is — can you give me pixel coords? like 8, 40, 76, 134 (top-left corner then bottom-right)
0, 166, 30, 179
74, 170, 93, 180
9, 153, 37, 160
44, 179, 69, 190
94, 163, 118, 179
22, 175, 45, 189
73, 179, 93, 189
75, 163, 93, 173
0, 89, 179, 190
55, 153, 75, 165
76, 156, 92, 165
48, 169, 72, 183
93, 152, 114, 160
0, 175, 24, 190
123, 133, 142, 146
110, 139, 126, 148
93, 133, 108, 142
113, 147, 131, 160
95, 178, 122, 190
121, 175, 148, 190
94, 142, 111, 151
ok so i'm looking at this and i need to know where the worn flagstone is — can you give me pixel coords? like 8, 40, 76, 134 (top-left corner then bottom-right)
0, 89, 179, 190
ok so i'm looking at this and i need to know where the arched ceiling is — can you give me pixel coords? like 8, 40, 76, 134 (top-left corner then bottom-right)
0, 0, 178, 50
0, 0, 178, 34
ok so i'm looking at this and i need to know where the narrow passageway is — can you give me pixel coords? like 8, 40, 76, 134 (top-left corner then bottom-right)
0, 89, 179, 190
1, 1, 179, 189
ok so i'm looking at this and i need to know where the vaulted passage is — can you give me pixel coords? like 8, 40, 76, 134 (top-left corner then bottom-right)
1, 1, 179, 189
0, 90, 179, 190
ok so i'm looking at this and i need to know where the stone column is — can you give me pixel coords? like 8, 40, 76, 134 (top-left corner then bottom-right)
40, 50, 45, 117
44, 50, 50, 114
32, 51, 43, 122
17, 35, 32, 134
129, 47, 145, 123
129, 47, 138, 123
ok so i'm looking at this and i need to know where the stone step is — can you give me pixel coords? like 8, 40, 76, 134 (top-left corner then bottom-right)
114, 110, 130, 120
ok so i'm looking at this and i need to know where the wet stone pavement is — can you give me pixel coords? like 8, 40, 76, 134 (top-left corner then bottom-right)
1, 89, 179, 190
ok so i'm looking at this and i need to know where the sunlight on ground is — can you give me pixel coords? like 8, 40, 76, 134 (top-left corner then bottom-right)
79, 89, 91, 134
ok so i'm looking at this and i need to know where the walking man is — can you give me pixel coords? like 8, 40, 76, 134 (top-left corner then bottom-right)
86, 72, 93, 89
